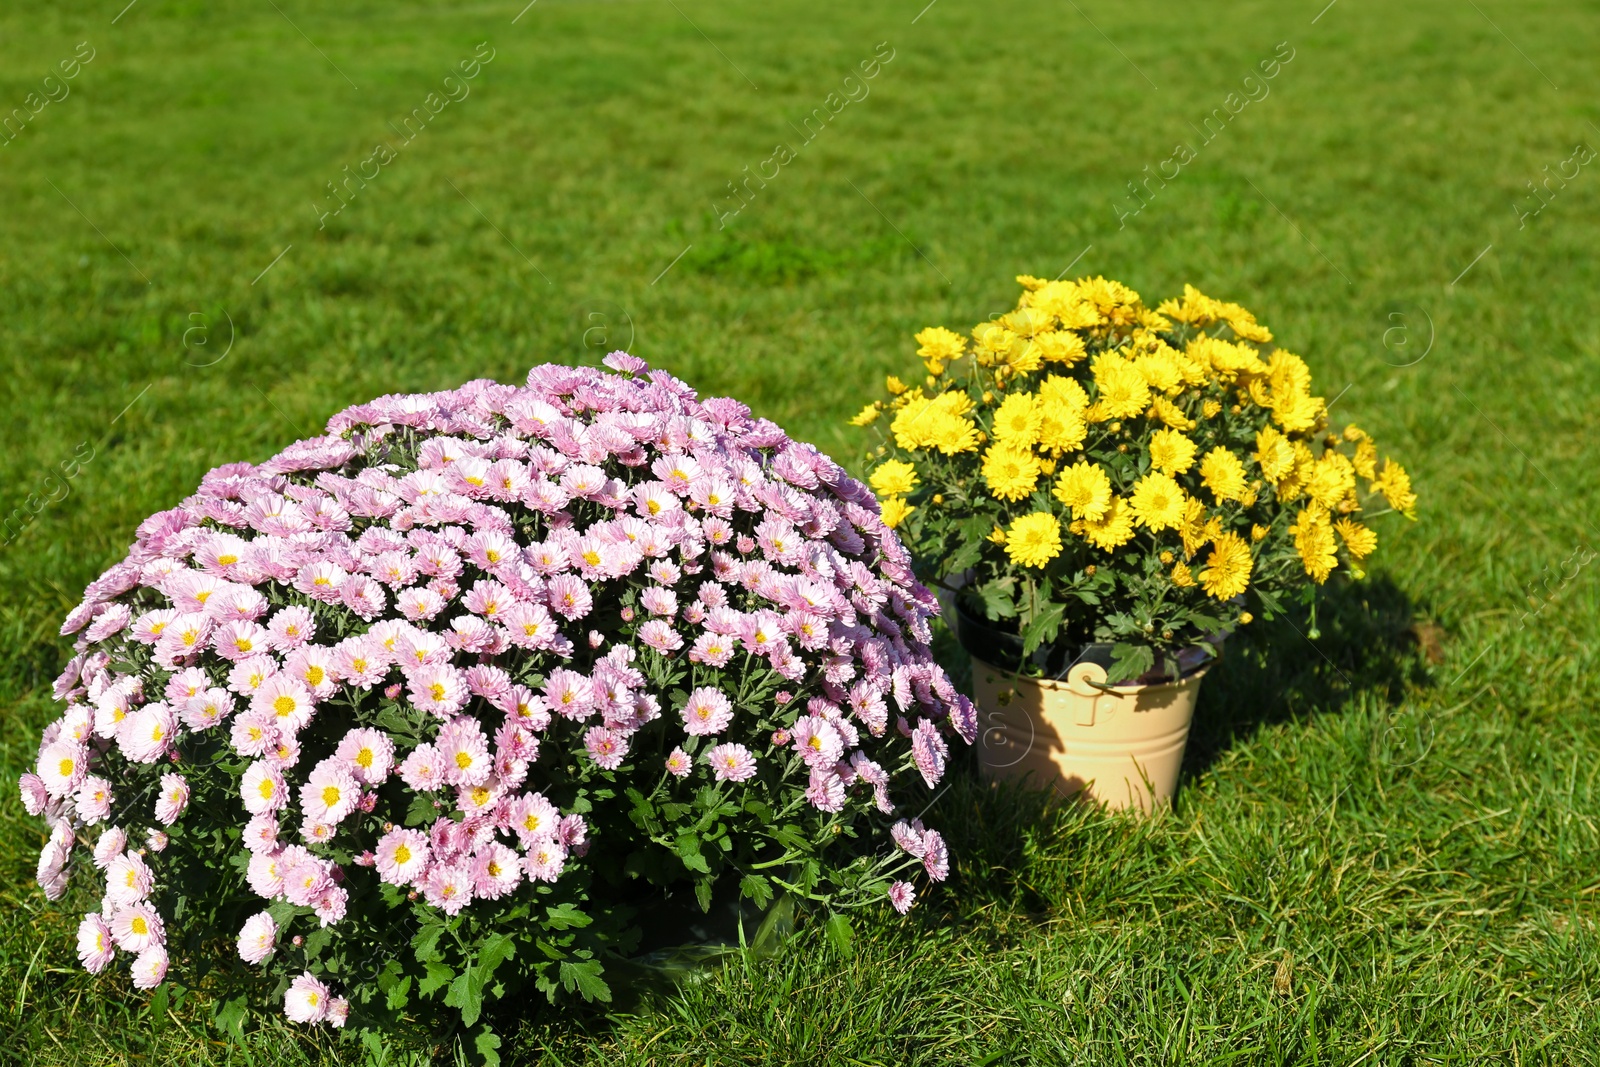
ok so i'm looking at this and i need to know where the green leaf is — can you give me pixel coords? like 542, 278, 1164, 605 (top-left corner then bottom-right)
1020, 602, 1066, 658
824, 913, 854, 956
404, 792, 438, 828
559, 959, 613, 1003
694, 877, 714, 912
385, 974, 413, 1012
412, 922, 446, 963
739, 873, 774, 910
544, 903, 592, 930
1107, 642, 1156, 683
675, 832, 711, 874
212, 994, 247, 1042
419, 961, 454, 997
974, 577, 1018, 620
474, 1025, 503, 1067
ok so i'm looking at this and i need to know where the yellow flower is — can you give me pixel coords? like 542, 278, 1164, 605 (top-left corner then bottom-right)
1177, 497, 1215, 559
1036, 405, 1087, 455
987, 524, 1008, 545
1148, 428, 1197, 475
1199, 532, 1253, 600
1290, 505, 1338, 582
1373, 461, 1417, 519
891, 392, 980, 455
1250, 524, 1269, 542
1199, 447, 1249, 503
1352, 437, 1379, 480
915, 326, 966, 373
1089, 355, 1150, 421
1334, 517, 1377, 559
981, 444, 1041, 502
849, 403, 881, 427
1052, 460, 1113, 520
1254, 425, 1296, 483
1272, 389, 1324, 434
1148, 396, 1197, 430
1306, 451, 1356, 510
1006, 513, 1064, 568
1039, 374, 1089, 411
972, 323, 1018, 366
885, 375, 909, 396
879, 497, 914, 529
1171, 561, 1196, 587
1129, 472, 1187, 532
1077, 496, 1135, 552
992, 391, 1042, 448
869, 460, 919, 497
1035, 330, 1088, 365
1201, 399, 1223, 419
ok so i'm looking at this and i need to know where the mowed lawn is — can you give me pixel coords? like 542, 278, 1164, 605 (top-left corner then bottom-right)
2, 0, 1599, 1063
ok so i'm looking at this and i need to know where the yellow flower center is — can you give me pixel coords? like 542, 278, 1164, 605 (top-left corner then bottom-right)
321, 785, 341, 807
394, 843, 411, 864
130, 916, 148, 936
273, 695, 296, 717
455, 751, 473, 770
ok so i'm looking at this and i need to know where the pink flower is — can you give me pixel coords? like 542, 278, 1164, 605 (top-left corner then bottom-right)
472, 843, 523, 900
921, 830, 949, 882
335, 728, 394, 785
252, 674, 316, 733
110, 901, 164, 952
74, 775, 113, 824
76, 912, 116, 974
237, 911, 277, 965
545, 574, 593, 620
436, 719, 491, 786
132, 945, 169, 990
523, 838, 567, 883
502, 602, 563, 651
154, 772, 190, 825
887, 881, 916, 914
398, 743, 445, 791
665, 747, 692, 778
301, 759, 359, 824
543, 668, 594, 720
638, 619, 683, 653
375, 827, 430, 886
106, 851, 154, 905
681, 687, 733, 735
230, 708, 279, 757
93, 826, 126, 868
584, 726, 628, 771
791, 716, 844, 768
687, 630, 736, 667
805, 767, 846, 812
283, 645, 339, 699
705, 743, 757, 783
910, 720, 948, 788
422, 861, 474, 915
242, 760, 289, 814
266, 605, 316, 650
508, 792, 559, 845
181, 687, 235, 730
397, 587, 446, 621
407, 663, 468, 719
284, 972, 332, 1024
313, 884, 348, 926
38, 739, 88, 797
244, 812, 280, 853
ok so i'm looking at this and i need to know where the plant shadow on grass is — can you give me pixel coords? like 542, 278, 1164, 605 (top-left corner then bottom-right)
1183, 573, 1440, 783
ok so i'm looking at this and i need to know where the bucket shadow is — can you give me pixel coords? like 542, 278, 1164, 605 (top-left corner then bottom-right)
1181, 574, 1440, 783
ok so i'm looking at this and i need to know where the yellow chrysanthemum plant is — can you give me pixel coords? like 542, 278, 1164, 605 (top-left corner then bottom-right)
852, 277, 1418, 683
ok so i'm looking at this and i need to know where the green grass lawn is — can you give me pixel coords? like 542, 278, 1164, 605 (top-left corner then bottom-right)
3, 0, 1599, 1062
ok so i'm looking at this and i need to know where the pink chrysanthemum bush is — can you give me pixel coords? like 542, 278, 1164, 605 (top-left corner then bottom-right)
22, 354, 973, 1052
